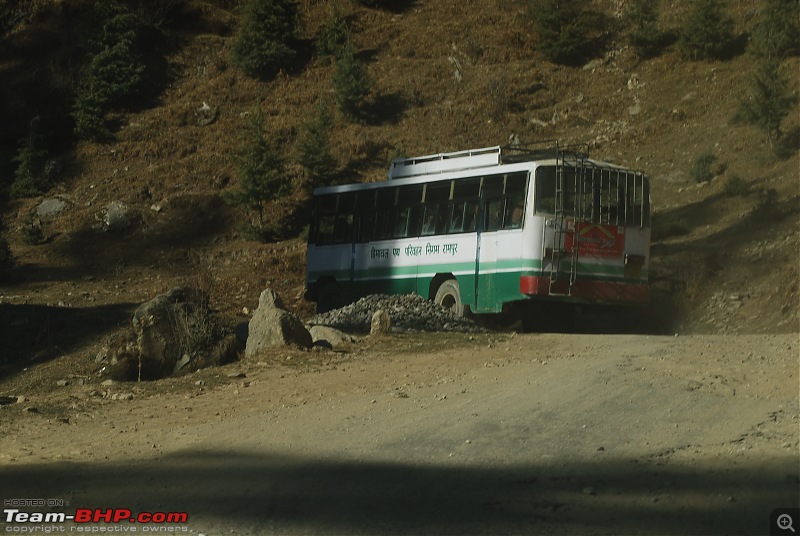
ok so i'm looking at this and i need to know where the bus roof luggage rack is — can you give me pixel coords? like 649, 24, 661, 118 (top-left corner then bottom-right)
387, 140, 590, 180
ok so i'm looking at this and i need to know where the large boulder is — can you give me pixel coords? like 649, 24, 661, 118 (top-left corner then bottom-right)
131, 287, 211, 380
102, 288, 243, 381
246, 289, 312, 356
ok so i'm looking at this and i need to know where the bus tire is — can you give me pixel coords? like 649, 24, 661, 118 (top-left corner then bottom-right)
316, 283, 341, 314
434, 279, 464, 317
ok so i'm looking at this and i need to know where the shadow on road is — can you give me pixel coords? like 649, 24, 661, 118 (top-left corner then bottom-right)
1, 449, 796, 535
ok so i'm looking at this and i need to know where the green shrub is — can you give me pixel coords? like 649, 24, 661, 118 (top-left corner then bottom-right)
297, 100, 337, 188
231, 0, 301, 79
690, 151, 716, 183
333, 43, 372, 122
530, 0, 596, 65
679, 0, 735, 61
723, 174, 748, 197
627, 0, 669, 59
225, 112, 291, 233
316, 2, 351, 61
752, 0, 799, 60
11, 117, 50, 198
735, 59, 797, 150
21, 222, 44, 246
72, 0, 145, 141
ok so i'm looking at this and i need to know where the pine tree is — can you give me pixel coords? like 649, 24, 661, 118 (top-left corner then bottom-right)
231, 0, 301, 79
752, 0, 799, 60
531, 0, 594, 65
72, 0, 144, 141
316, 2, 351, 62
333, 43, 371, 122
298, 100, 337, 188
627, 0, 667, 59
227, 112, 291, 228
736, 59, 797, 150
11, 117, 49, 198
678, 0, 735, 61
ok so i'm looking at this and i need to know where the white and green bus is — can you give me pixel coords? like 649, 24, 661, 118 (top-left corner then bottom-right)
305, 143, 650, 328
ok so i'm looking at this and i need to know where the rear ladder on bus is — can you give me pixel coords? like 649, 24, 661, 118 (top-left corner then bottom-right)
548, 147, 587, 295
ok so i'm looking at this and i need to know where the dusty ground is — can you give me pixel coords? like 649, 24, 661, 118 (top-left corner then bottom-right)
1, 331, 797, 535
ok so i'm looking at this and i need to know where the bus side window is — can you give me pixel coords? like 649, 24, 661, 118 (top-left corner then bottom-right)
463, 200, 479, 232
358, 213, 375, 242
333, 214, 353, 243
379, 210, 395, 239
435, 202, 449, 234
534, 167, 557, 214
407, 205, 423, 237
449, 202, 464, 233
317, 215, 335, 245
504, 193, 524, 229
485, 198, 504, 231
421, 205, 438, 236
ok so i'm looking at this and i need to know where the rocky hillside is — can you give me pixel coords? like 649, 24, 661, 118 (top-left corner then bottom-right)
0, 0, 797, 371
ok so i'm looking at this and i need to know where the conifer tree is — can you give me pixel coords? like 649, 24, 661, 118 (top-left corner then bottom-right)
72, 0, 144, 141
627, 0, 667, 59
298, 100, 337, 188
752, 0, 799, 60
531, 0, 594, 65
316, 2, 351, 62
678, 0, 734, 61
11, 117, 49, 198
736, 59, 797, 151
227, 112, 290, 229
231, 0, 301, 79
333, 42, 371, 122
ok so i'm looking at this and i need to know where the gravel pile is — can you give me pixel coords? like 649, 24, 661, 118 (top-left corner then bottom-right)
308, 294, 487, 333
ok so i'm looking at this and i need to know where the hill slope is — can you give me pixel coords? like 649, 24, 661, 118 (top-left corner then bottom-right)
0, 0, 797, 374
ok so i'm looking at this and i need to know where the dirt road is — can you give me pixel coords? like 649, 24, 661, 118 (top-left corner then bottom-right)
1, 332, 798, 535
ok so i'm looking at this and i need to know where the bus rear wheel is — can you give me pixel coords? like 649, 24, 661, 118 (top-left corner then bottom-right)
316, 283, 341, 314
434, 279, 464, 317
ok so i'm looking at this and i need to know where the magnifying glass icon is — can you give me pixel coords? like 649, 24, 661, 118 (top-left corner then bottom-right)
778, 513, 796, 533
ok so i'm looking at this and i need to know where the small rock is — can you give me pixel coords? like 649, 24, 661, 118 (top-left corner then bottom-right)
23, 407, 40, 414
370, 310, 391, 335
173, 354, 191, 374
56, 380, 70, 387
37, 198, 69, 219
